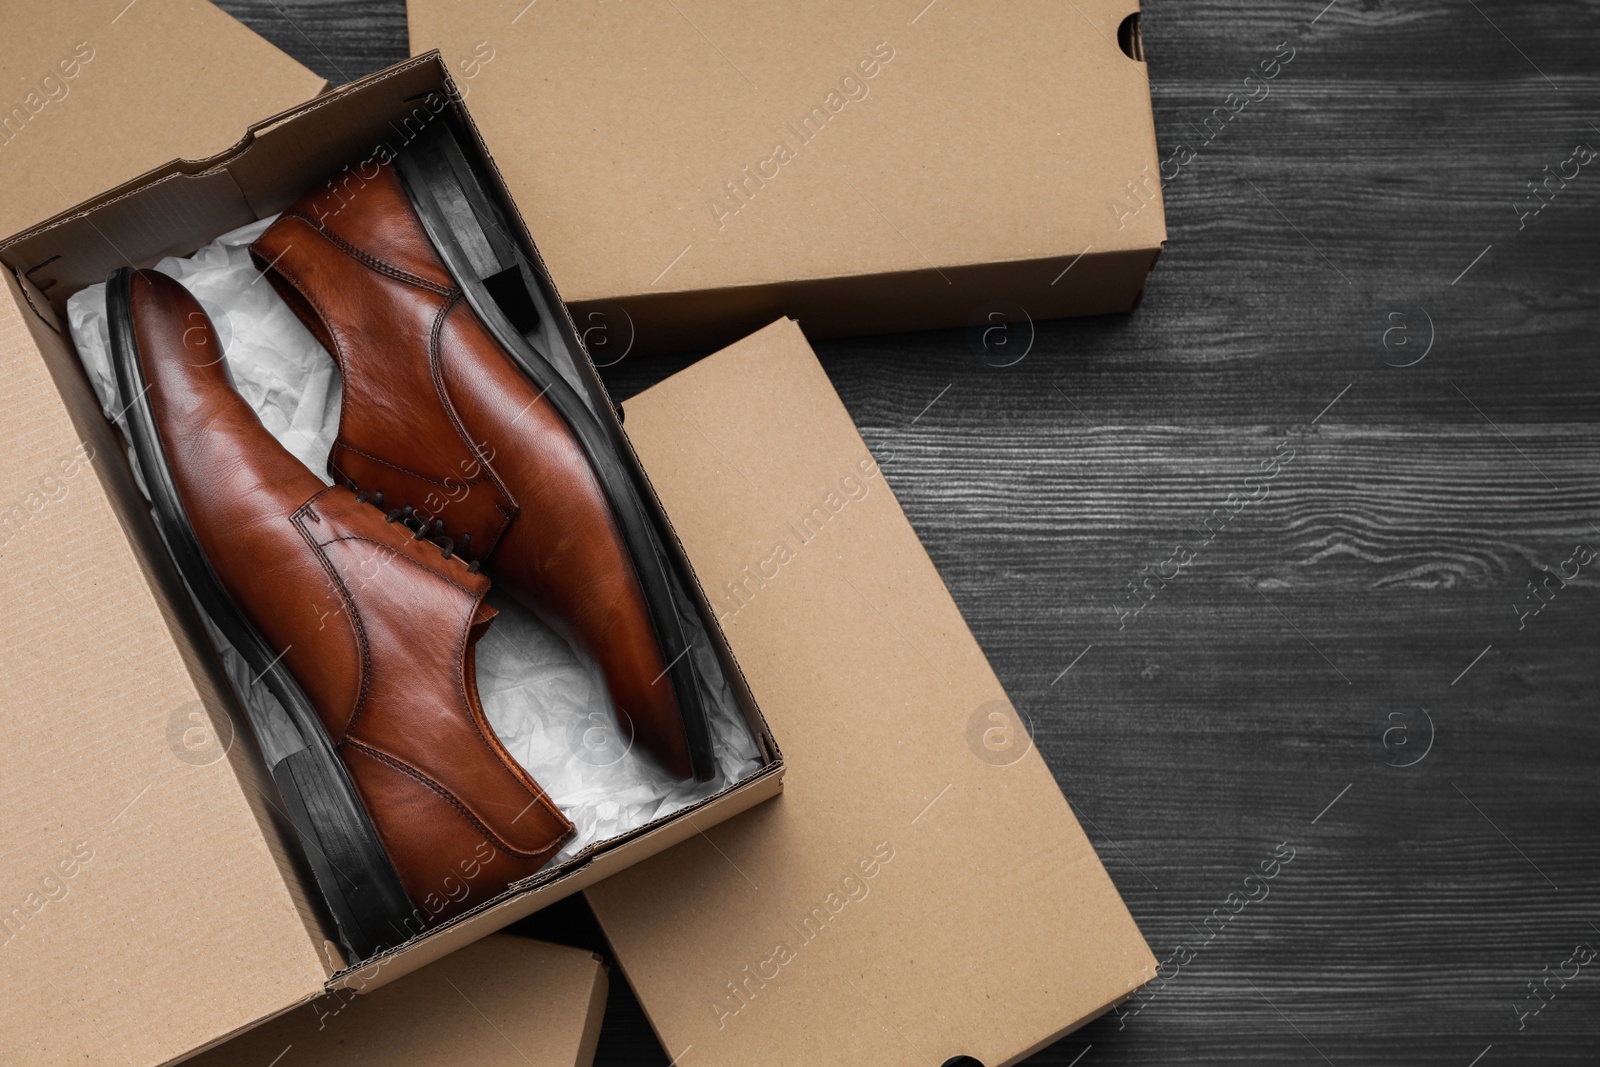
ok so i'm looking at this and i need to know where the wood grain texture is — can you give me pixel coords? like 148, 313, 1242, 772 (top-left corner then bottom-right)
216, 1, 1600, 1063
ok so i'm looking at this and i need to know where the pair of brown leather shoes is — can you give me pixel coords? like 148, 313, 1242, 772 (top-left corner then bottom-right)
107, 121, 713, 957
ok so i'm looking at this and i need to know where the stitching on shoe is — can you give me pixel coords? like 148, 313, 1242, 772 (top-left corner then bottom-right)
255, 253, 365, 487
332, 440, 500, 493
263, 233, 514, 558
319, 522, 555, 831
262, 238, 506, 545
319, 534, 483, 598
293, 492, 371, 739
342, 739, 569, 858
449, 589, 522, 810
452, 597, 557, 816
427, 294, 520, 519
282, 210, 456, 297
310, 519, 486, 742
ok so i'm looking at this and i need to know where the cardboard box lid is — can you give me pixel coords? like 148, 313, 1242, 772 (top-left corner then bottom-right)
0, 0, 326, 241
407, 0, 1164, 346
588, 319, 1154, 1066
183, 935, 609, 1067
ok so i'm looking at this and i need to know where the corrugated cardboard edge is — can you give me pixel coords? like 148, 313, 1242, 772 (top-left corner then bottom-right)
0, 0, 327, 242
576, 953, 610, 1067
572, 245, 1163, 354
181, 936, 609, 1067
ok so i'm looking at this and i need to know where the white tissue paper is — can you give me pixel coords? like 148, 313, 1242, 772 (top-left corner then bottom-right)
67, 217, 760, 866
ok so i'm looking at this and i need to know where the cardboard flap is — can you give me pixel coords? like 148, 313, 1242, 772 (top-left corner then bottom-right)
185, 935, 609, 1067
589, 320, 1154, 1066
0, 269, 329, 1066
0, 0, 325, 241
409, 0, 1162, 304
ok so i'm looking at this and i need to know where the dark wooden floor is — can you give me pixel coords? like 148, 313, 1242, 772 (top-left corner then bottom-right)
220, 1, 1600, 1063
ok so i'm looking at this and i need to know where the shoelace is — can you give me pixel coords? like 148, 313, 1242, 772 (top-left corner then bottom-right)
346, 482, 480, 573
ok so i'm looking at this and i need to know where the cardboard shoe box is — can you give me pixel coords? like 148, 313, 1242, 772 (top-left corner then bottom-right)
408, 0, 1167, 353
1, 3, 1154, 1064
0, 16, 779, 1067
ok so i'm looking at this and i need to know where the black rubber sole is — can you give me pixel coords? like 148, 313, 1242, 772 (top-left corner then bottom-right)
394, 121, 718, 783
106, 268, 418, 960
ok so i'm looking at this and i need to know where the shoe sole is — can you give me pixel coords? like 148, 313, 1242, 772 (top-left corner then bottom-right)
106, 267, 419, 960
394, 121, 717, 783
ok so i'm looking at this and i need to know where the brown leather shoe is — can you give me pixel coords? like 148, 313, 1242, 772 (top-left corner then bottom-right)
107, 267, 574, 957
249, 122, 714, 782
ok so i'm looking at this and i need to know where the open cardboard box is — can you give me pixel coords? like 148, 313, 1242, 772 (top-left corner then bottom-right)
0, 45, 781, 1067
1, 4, 1155, 1065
